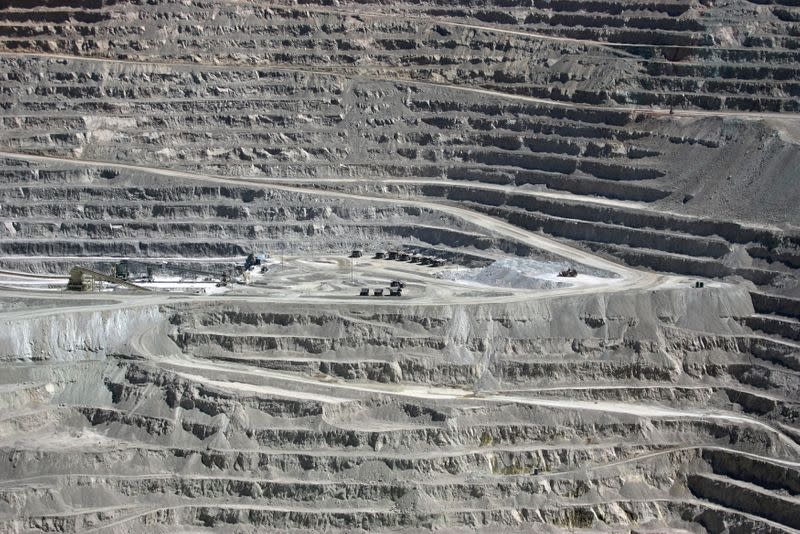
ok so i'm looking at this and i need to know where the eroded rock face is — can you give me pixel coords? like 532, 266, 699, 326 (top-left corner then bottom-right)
2, 282, 799, 533
0, 0, 799, 532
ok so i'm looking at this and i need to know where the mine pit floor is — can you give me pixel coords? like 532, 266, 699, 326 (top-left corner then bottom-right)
0, 254, 652, 304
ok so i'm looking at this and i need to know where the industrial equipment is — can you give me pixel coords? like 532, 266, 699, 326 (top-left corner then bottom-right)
118, 258, 231, 286
67, 266, 150, 292
113, 261, 130, 280
244, 253, 261, 270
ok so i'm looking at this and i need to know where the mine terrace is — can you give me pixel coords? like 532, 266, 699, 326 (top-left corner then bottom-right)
0, 1, 799, 533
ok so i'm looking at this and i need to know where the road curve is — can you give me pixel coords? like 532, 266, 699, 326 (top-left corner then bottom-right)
0, 149, 665, 291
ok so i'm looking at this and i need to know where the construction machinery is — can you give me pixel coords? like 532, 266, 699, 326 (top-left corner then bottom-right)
67, 266, 150, 292
558, 267, 578, 278
114, 262, 130, 280
360, 284, 403, 297
114, 259, 230, 286
244, 253, 261, 270
95, 253, 265, 291
389, 281, 404, 297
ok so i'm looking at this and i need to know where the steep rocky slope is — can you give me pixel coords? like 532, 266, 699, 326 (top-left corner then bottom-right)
2, 287, 800, 533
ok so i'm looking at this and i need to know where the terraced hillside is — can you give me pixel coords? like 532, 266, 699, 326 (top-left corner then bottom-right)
1, 0, 799, 532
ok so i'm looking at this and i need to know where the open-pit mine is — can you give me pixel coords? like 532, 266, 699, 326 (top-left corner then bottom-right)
1, 0, 799, 532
